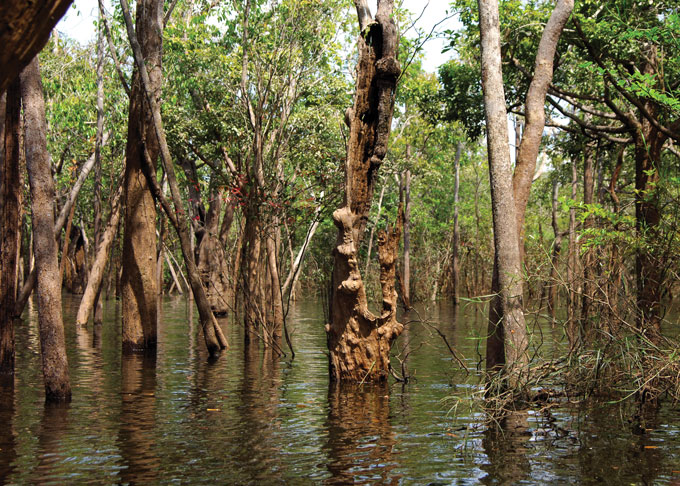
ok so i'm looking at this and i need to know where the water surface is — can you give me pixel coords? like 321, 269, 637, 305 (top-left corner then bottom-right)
1, 296, 679, 484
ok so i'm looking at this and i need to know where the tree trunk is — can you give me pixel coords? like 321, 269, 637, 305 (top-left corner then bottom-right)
580, 142, 595, 339
93, 17, 106, 324
402, 166, 412, 309
121, 0, 163, 353
120, 0, 227, 356
511, 0, 574, 253
547, 180, 562, 320
452, 142, 462, 305
478, 0, 528, 389
327, 0, 403, 383
566, 157, 579, 349
75, 182, 123, 326
0, 83, 21, 374
21, 57, 71, 402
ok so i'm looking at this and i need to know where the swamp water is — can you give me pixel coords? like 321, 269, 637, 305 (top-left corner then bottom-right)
1, 295, 679, 485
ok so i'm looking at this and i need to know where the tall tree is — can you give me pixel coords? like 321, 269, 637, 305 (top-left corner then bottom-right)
120, 0, 163, 352
477, 0, 528, 389
21, 57, 71, 402
326, 0, 403, 383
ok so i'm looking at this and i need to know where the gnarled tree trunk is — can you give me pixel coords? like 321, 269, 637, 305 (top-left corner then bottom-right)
326, 0, 402, 383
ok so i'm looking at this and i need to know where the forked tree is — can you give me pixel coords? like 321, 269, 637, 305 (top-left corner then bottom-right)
326, 0, 403, 383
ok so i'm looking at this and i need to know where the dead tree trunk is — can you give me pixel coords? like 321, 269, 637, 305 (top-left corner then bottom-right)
120, 0, 162, 353
21, 57, 71, 402
478, 0, 528, 389
0, 83, 21, 374
327, 0, 403, 383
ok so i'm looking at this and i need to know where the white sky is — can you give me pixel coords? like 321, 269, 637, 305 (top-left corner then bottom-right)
57, 0, 456, 74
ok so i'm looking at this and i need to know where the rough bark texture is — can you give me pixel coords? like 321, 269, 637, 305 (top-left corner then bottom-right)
0, 83, 21, 374
21, 57, 72, 402
121, 0, 162, 353
512, 0, 573, 248
327, 0, 402, 383
0, 0, 73, 94
119, 0, 227, 356
478, 0, 528, 387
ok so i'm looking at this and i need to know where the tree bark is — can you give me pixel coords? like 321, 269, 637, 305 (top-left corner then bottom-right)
511, 0, 574, 252
120, 0, 162, 353
566, 157, 578, 349
0, 0, 74, 94
119, 0, 227, 356
21, 57, 71, 402
327, 0, 403, 383
93, 16, 106, 324
76, 182, 123, 326
478, 0, 528, 389
0, 82, 21, 374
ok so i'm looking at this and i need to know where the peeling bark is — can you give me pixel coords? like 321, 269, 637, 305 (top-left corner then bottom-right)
327, 0, 402, 383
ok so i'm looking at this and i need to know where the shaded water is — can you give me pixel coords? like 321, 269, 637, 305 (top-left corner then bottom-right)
1, 295, 680, 484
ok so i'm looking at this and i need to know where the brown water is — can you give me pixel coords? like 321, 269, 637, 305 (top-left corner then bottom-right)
1, 296, 679, 485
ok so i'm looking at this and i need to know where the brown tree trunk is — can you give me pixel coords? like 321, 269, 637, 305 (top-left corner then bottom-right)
451, 142, 462, 305
402, 166, 412, 309
120, 0, 227, 356
566, 157, 578, 348
76, 182, 123, 326
0, 0, 73, 94
121, 0, 163, 353
478, 0, 528, 388
21, 57, 71, 401
0, 83, 21, 374
327, 0, 403, 383
511, 0, 574, 252
580, 142, 595, 339
93, 17, 106, 324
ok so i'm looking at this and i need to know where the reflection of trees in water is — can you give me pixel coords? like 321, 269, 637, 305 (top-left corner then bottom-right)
0, 377, 16, 485
480, 411, 530, 485
117, 354, 158, 484
32, 402, 70, 484
324, 383, 400, 485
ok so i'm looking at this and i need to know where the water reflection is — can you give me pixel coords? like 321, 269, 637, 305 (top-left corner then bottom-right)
118, 354, 159, 484
33, 402, 70, 485
0, 377, 16, 485
480, 411, 531, 485
325, 383, 400, 485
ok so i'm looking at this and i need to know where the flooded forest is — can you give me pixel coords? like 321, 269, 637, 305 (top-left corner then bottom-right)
1, 0, 680, 483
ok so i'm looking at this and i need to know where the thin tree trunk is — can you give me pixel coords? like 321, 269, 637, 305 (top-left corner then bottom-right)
478, 0, 528, 389
93, 17, 106, 324
402, 165, 412, 309
580, 142, 595, 340
566, 157, 578, 349
452, 142, 462, 305
327, 0, 403, 383
547, 180, 562, 320
21, 57, 71, 402
0, 83, 21, 373
75, 182, 123, 326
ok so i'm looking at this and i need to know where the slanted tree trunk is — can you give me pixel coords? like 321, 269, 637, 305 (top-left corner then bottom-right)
76, 181, 123, 326
120, 0, 162, 353
478, 0, 528, 389
21, 57, 71, 402
0, 0, 73, 94
451, 142, 462, 305
326, 0, 402, 383
0, 83, 21, 374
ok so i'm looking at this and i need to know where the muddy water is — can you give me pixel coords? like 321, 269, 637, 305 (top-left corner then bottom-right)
1, 296, 679, 484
